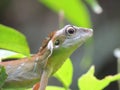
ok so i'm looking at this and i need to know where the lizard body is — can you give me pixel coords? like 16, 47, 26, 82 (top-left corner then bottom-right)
0, 25, 93, 90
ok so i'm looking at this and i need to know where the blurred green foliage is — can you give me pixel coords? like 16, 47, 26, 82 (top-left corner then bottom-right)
0, 24, 30, 57
78, 66, 120, 90
40, 0, 91, 27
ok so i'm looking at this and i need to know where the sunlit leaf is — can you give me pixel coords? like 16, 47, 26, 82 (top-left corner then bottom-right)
0, 49, 26, 61
27, 86, 66, 90
46, 86, 65, 90
53, 58, 73, 88
40, 0, 91, 27
3, 88, 26, 90
0, 24, 30, 56
78, 65, 120, 90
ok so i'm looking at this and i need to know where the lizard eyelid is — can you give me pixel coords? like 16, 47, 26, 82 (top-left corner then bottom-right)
66, 26, 76, 35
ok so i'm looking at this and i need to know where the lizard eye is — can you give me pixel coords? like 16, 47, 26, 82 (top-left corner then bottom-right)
66, 26, 76, 35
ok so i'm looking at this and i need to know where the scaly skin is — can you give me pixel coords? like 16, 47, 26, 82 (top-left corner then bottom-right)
0, 25, 93, 90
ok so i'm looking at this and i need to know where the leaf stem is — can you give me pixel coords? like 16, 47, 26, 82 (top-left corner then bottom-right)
58, 10, 65, 29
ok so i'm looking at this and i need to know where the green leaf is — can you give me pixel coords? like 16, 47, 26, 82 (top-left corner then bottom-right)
3, 88, 26, 90
0, 66, 8, 88
26, 86, 66, 90
78, 65, 120, 90
53, 58, 73, 88
46, 86, 66, 90
0, 49, 26, 61
40, 0, 91, 27
0, 24, 30, 56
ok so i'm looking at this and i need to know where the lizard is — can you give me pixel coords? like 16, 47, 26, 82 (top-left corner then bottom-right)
0, 25, 93, 90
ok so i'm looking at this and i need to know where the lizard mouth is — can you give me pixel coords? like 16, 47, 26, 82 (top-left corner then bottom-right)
72, 27, 93, 41
79, 27, 93, 36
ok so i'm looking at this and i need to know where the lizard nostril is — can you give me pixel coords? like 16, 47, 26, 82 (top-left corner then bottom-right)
83, 28, 93, 33
83, 29, 89, 32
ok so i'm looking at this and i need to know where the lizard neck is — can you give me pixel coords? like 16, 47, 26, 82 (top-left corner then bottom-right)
46, 42, 83, 75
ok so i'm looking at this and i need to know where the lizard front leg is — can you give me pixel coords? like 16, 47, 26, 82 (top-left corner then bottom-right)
39, 70, 48, 90
39, 68, 52, 90
32, 68, 52, 90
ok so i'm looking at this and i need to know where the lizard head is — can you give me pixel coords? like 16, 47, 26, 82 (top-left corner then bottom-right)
39, 25, 93, 74
50, 25, 93, 49
39, 25, 93, 55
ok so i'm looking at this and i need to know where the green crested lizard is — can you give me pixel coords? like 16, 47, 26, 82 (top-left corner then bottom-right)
0, 25, 93, 90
